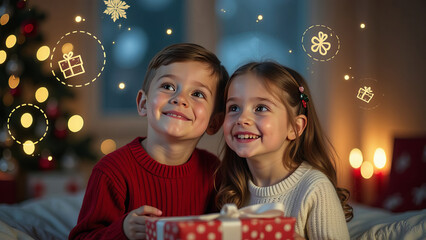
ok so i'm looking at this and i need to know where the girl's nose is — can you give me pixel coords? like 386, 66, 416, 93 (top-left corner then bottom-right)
236, 111, 252, 126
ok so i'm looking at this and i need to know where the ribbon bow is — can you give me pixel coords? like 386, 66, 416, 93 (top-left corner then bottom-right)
362, 86, 373, 93
63, 51, 74, 60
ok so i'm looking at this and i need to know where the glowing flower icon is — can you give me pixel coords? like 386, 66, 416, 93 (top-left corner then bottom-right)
311, 31, 331, 56
104, 0, 130, 22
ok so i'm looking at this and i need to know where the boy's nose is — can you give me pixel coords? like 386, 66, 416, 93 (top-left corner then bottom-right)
170, 94, 188, 107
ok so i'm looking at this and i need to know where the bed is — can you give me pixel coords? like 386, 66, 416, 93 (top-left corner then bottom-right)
0, 191, 424, 240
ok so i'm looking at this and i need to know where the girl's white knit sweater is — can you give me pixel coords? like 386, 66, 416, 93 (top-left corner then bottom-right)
247, 161, 350, 239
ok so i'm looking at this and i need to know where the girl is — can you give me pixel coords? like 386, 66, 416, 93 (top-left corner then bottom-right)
216, 62, 352, 239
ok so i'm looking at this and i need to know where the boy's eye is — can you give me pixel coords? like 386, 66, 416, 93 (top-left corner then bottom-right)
255, 105, 269, 112
228, 105, 239, 112
192, 91, 205, 99
161, 83, 175, 91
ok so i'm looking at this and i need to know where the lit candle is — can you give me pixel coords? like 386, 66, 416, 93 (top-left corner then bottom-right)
349, 148, 363, 202
374, 148, 387, 196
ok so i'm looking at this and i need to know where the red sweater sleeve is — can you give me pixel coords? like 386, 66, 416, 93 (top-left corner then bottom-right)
69, 167, 128, 239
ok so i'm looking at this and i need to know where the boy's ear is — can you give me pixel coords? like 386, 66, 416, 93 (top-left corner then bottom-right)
136, 90, 148, 117
206, 112, 224, 135
288, 114, 307, 140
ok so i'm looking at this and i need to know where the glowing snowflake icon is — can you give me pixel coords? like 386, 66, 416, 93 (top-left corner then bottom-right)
104, 0, 130, 22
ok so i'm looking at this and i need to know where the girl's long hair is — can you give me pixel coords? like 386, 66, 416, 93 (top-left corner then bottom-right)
215, 62, 353, 222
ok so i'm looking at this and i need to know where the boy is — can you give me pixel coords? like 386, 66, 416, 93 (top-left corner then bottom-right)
69, 43, 228, 239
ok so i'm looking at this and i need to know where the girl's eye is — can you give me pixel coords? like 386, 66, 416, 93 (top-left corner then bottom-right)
255, 105, 269, 112
161, 83, 175, 91
228, 105, 239, 112
192, 91, 205, 99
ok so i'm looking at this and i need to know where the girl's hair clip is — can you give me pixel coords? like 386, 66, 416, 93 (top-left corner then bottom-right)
299, 86, 309, 109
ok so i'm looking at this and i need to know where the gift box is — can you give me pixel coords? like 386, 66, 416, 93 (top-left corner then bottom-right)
146, 203, 295, 240
357, 86, 374, 103
58, 51, 85, 79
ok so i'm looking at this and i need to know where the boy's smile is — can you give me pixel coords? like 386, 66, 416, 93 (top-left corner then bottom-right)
139, 61, 218, 142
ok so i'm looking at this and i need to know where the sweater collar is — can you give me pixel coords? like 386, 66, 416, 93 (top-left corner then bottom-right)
248, 161, 312, 197
127, 137, 199, 178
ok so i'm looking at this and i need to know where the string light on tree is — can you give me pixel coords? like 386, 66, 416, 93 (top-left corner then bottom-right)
20, 113, 33, 128
0, 14, 10, 25
68, 115, 84, 133
6, 35, 17, 48
36, 46, 50, 61
8, 75, 20, 89
0, 50, 7, 64
23, 140, 35, 155
35, 87, 49, 103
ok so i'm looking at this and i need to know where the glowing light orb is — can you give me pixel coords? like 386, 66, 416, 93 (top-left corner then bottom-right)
75, 16, 82, 22
8, 75, 20, 89
360, 161, 374, 179
23, 140, 35, 155
166, 28, 172, 35
0, 14, 10, 25
68, 115, 84, 132
257, 15, 263, 21
61, 43, 74, 55
344, 74, 350, 80
36, 46, 50, 61
118, 82, 125, 89
0, 50, 6, 64
35, 87, 49, 103
21, 113, 33, 128
6, 35, 17, 48
101, 139, 117, 155
349, 148, 363, 168
373, 148, 386, 169
360, 23, 366, 29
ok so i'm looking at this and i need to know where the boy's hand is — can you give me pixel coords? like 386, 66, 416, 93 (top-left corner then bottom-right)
123, 205, 162, 240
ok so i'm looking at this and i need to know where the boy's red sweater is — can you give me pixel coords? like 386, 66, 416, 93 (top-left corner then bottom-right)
69, 137, 219, 239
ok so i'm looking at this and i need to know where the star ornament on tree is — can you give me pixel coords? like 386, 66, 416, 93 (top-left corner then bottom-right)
104, 0, 130, 22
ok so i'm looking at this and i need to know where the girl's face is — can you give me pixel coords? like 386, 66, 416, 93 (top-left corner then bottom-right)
224, 73, 296, 162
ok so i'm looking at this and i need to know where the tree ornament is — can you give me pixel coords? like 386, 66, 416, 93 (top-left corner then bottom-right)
16, 0, 26, 9
21, 20, 37, 37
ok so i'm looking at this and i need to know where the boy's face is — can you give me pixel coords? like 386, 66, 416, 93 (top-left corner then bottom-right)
138, 61, 218, 142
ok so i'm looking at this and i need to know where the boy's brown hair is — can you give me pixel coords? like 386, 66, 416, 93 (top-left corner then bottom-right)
142, 43, 229, 116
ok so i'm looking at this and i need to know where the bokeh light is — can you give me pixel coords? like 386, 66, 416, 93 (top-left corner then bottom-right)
68, 115, 84, 133
118, 82, 125, 89
21, 113, 33, 128
349, 148, 363, 168
166, 28, 172, 35
61, 43, 74, 55
257, 15, 263, 21
8, 75, 20, 89
35, 87, 49, 103
360, 23, 366, 29
344, 74, 350, 80
36, 46, 50, 61
6, 35, 17, 48
0, 14, 10, 25
101, 139, 117, 155
360, 161, 374, 179
23, 140, 35, 155
113, 28, 148, 69
373, 148, 386, 169
75, 16, 82, 22
0, 50, 6, 64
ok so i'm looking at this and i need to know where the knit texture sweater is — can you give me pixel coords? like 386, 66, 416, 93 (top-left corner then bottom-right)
247, 161, 350, 240
69, 137, 220, 240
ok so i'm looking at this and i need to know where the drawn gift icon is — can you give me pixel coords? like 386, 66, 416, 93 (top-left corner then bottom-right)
357, 86, 374, 103
58, 51, 85, 79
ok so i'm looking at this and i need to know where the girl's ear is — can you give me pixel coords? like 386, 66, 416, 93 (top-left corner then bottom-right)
136, 90, 148, 117
206, 112, 224, 135
288, 114, 307, 140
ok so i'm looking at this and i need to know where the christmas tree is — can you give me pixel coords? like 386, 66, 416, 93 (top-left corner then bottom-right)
0, 0, 97, 175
